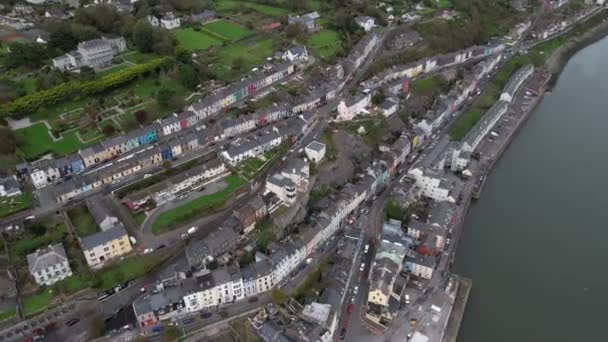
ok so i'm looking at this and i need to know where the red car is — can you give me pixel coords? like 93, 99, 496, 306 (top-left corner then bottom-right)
347, 304, 354, 313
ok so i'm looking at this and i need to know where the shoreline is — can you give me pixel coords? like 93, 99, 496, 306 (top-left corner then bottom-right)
545, 10, 608, 88
445, 12, 608, 341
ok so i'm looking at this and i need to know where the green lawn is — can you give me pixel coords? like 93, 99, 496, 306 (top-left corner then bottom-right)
152, 174, 246, 235
67, 205, 99, 237
411, 75, 449, 97
30, 98, 86, 125
204, 20, 252, 41
307, 30, 341, 59
214, 0, 288, 16
210, 38, 274, 80
22, 77, 36, 95
0, 309, 15, 321
96, 64, 130, 78
0, 191, 33, 218
175, 28, 224, 51
54, 272, 94, 295
120, 51, 161, 64
96, 254, 163, 290
10, 223, 68, 260
14, 123, 94, 160
23, 290, 53, 317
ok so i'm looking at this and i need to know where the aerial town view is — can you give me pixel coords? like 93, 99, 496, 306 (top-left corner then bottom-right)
0, 0, 606, 341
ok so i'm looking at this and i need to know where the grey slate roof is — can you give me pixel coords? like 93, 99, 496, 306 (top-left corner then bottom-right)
27, 243, 68, 274
305, 141, 325, 153
85, 197, 115, 228
211, 267, 231, 285
79, 225, 128, 250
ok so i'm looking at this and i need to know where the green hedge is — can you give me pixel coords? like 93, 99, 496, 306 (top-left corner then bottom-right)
0, 58, 168, 117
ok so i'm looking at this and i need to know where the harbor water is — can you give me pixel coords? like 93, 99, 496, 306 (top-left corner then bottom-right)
455, 36, 608, 341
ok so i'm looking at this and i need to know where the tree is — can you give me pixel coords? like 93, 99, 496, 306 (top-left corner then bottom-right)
178, 64, 198, 90
47, 22, 78, 53
87, 315, 106, 339
231, 57, 245, 72
372, 92, 386, 106
102, 124, 116, 136
27, 223, 47, 236
271, 288, 287, 305
134, 109, 148, 125
132, 20, 155, 53
156, 87, 176, 107
0, 128, 19, 155
5, 42, 48, 69
162, 325, 180, 342
79, 66, 96, 81
285, 23, 307, 41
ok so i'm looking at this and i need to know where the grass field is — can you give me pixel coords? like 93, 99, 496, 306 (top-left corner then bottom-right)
411, 74, 449, 97
152, 174, 246, 235
9, 221, 68, 260
214, 0, 288, 16
96, 254, 164, 290
120, 51, 160, 64
0, 191, 33, 218
307, 30, 341, 59
96, 64, 130, 78
0, 309, 15, 321
210, 38, 274, 80
23, 290, 53, 317
14, 123, 95, 160
175, 28, 224, 51
67, 205, 99, 237
204, 20, 252, 41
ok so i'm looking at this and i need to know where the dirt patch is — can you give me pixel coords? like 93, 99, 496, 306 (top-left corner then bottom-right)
316, 130, 372, 188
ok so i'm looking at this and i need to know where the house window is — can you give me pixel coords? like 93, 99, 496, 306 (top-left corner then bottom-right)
103, 247, 110, 252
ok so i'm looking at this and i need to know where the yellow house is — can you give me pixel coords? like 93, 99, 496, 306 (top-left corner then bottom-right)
80, 226, 132, 269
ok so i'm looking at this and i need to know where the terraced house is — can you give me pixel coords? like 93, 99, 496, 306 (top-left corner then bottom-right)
80, 198, 132, 268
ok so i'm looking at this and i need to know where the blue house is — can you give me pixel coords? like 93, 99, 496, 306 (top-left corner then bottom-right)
160, 144, 173, 160
135, 123, 160, 146
69, 155, 84, 174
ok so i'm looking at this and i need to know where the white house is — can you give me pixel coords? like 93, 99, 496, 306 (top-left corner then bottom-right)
355, 16, 376, 32
305, 141, 326, 163
407, 167, 454, 203
182, 271, 218, 313
265, 174, 297, 205
27, 243, 72, 286
378, 97, 399, 117
30, 169, 48, 189
146, 15, 160, 27
0, 176, 22, 197
160, 12, 181, 29
335, 93, 371, 121
282, 45, 308, 62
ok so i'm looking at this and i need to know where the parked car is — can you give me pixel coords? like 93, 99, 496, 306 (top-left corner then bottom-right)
348, 303, 354, 313
339, 328, 347, 339
248, 297, 259, 303
151, 325, 162, 333
183, 318, 194, 325
200, 311, 212, 319
359, 263, 365, 271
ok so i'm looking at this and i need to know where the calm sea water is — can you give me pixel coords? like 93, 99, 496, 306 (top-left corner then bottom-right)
455, 35, 608, 342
